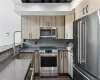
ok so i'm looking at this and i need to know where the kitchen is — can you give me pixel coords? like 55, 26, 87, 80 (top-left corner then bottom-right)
0, 0, 100, 80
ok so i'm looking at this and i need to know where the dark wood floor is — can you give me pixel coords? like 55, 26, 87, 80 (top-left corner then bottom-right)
34, 76, 71, 80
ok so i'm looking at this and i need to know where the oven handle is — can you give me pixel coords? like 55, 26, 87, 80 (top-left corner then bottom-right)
40, 54, 58, 57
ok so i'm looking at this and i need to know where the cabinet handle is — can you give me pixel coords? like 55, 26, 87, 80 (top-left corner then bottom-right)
61, 52, 62, 58
86, 5, 88, 13
48, 22, 50, 26
29, 33, 30, 38
83, 8, 85, 15
31, 33, 32, 39
65, 52, 66, 58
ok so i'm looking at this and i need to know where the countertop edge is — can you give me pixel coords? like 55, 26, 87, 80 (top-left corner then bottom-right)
0, 44, 21, 53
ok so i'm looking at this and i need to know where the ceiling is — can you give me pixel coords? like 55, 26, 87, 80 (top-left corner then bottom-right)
21, 0, 72, 3
13, 0, 83, 16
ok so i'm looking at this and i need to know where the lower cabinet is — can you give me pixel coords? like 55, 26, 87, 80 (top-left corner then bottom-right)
68, 52, 73, 78
20, 52, 34, 60
19, 52, 39, 74
34, 51, 40, 74
25, 63, 34, 80
59, 51, 68, 74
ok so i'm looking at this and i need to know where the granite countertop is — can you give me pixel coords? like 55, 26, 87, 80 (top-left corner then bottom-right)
20, 48, 39, 53
0, 43, 20, 53
0, 59, 31, 80
20, 47, 68, 53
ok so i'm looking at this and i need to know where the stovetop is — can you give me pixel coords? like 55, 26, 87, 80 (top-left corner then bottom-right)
39, 46, 57, 50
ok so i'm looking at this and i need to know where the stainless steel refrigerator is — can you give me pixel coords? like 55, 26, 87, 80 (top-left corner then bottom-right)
73, 10, 100, 80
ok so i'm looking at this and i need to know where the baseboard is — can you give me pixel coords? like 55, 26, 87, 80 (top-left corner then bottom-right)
34, 73, 39, 76
67, 74, 73, 80
34, 73, 73, 80
58, 73, 69, 76
40, 76, 58, 78
58, 73, 73, 80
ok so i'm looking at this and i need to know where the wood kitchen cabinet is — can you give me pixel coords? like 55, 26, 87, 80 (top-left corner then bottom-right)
68, 52, 73, 78
56, 16, 65, 39
20, 52, 34, 59
22, 16, 65, 39
75, 0, 100, 20
21, 16, 40, 39
34, 51, 40, 74
65, 14, 74, 39
63, 51, 68, 73
40, 16, 56, 27
59, 51, 64, 73
21, 16, 30, 39
59, 51, 68, 74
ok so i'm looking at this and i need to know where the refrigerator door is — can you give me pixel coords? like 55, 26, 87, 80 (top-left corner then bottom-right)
73, 19, 83, 67
81, 11, 99, 78
98, 10, 100, 80
73, 65, 97, 80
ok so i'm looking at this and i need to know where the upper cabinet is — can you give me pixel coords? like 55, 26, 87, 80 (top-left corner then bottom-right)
22, 16, 65, 39
21, 16, 40, 39
75, 0, 100, 20
65, 14, 74, 39
56, 16, 65, 39
40, 16, 56, 27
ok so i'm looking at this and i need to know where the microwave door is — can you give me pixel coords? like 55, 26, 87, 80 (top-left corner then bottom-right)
40, 29, 51, 37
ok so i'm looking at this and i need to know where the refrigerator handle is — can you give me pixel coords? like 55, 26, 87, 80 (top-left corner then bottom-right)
80, 21, 86, 65
84, 20, 87, 65
78, 22, 80, 63
80, 21, 82, 64
81, 21, 85, 64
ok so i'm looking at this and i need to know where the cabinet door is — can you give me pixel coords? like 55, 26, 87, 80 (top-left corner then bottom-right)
59, 51, 64, 73
40, 16, 44, 27
68, 52, 71, 75
47, 16, 52, 27
63, 51, 68, 73
34, 51, 39, 73
51, 16, 56, 27
30, 16, 40, 39
22, 16, 30, 39
75, 0, 87, 20
87, 0, 100, 15
20, 53, 34, 59
33, 16, 40, 39
70, 54, 73, 78
56, 16, 65, 39
65, 14, 74, 39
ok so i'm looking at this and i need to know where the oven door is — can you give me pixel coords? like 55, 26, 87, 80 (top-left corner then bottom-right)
40, 54, 58, 76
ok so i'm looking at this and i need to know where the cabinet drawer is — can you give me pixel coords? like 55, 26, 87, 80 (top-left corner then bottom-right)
20, 53, 33, 59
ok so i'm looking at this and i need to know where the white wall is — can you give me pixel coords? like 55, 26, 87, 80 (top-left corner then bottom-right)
0, 0, 21, 46
14, 3, 72, 15
70, 0, 83, 10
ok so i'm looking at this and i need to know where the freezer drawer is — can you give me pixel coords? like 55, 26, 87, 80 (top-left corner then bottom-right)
73, 65, 97, 80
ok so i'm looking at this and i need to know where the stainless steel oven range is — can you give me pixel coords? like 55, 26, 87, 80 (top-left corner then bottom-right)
39, 49, 58, 77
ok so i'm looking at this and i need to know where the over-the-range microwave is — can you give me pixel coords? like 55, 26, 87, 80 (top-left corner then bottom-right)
40, 27, 57, 38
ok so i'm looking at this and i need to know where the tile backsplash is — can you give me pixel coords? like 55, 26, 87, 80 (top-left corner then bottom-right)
23, 38, 73, 48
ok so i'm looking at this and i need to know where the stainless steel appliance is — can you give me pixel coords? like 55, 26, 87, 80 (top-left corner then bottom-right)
39, 47, 58, 77
73, 10, 100, 80
40, 27, 56, 38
